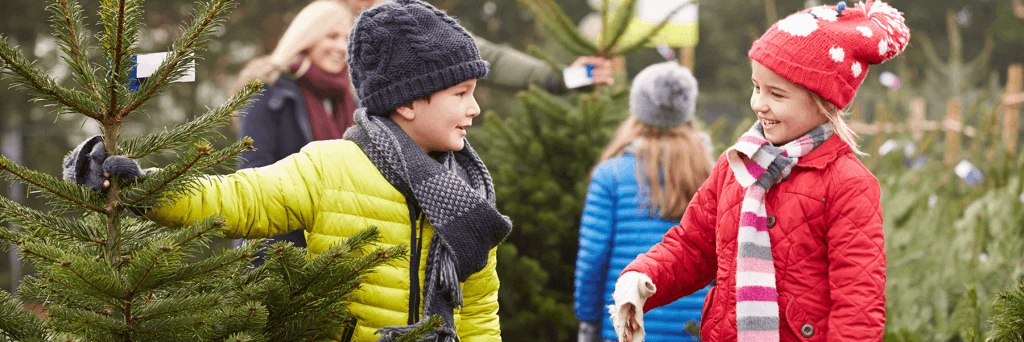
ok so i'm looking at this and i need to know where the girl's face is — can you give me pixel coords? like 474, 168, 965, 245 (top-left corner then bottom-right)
307, 19, 352, 74
750, 60, 829, 145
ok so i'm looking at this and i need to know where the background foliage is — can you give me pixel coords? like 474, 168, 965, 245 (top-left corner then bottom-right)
2, 0, 1024, 341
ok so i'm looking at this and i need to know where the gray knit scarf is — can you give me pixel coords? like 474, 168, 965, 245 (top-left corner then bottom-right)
344, 108, 512, 342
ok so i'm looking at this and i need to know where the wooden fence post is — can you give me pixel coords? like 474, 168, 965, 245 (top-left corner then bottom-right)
678, 46, 695, 70
945, 97, 962, 165
909, 97, 926, 140
1003, 64, 1022, 154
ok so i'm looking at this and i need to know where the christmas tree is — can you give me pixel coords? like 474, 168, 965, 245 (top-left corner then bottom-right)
473, 0, 684, 339
0, 0, 434, 340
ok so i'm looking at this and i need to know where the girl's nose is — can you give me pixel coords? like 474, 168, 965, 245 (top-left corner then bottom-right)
750, 93, 768, 113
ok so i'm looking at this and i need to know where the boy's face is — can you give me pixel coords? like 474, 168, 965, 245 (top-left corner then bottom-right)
394, 79, 481, 153
749, 60, 828, 145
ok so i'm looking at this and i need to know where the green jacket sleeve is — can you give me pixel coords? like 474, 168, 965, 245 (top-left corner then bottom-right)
474, 34, 565, 93
456, 247, 502, 341
146, 143, 327, 239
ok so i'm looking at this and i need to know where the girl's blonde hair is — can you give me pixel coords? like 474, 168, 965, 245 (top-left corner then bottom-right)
228, 1, 352, 95
597, 116, 714, 220
807, 89, 865, 155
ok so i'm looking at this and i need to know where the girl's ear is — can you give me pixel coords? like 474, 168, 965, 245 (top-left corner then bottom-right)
394, 102, 417, 121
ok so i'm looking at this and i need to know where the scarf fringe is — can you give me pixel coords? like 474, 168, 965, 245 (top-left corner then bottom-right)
436, 243, 464, 308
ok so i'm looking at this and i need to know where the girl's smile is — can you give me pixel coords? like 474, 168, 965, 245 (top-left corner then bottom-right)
749, 60, 828, 145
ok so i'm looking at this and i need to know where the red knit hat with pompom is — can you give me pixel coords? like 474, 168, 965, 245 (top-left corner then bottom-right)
748, 0, 910, 109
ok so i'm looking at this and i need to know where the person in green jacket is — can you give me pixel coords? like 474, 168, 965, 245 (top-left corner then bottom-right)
63, 0, 512, 341
334, 0, 615, 93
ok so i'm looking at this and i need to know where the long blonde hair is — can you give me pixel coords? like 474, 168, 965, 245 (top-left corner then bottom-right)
597, 116, 714, 220
228, 1, 352, 95
808, 89, 865, 155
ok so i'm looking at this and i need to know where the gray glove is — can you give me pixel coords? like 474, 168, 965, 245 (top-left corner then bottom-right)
62, 135, 147, 191
578, 320, 601, 342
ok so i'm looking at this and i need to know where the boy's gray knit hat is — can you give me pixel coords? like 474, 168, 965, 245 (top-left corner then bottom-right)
629, 61, 698, 128
347, 0, 489, 116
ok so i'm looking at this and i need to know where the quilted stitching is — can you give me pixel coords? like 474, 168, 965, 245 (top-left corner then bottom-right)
622, 135, 886, 341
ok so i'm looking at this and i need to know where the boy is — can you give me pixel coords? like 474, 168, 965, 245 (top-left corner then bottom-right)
65, 0, 510, 340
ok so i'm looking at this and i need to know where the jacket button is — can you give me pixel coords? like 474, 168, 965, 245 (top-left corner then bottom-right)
801, 323, 814, 337
766, 215, 776, 228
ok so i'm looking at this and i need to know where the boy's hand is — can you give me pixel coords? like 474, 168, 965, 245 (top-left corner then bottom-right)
569, 56, 615, 86
62, 135, 147, 191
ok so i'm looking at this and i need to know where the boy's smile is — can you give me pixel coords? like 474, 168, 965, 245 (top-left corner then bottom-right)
393, 78, 481, 153
749, 61, 828, 145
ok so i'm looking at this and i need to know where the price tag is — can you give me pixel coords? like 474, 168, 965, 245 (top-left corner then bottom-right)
954, 159, 983, 187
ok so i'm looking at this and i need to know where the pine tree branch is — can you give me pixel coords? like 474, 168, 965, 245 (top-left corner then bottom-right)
48, 0, 104, 108
119, 80, 260, 159
0, 36, 103, 119
121, 0, 237, 117
130, 320, 207, 335
915, 32, 951, 77
120, 138, 253, 208
130, 294, 220, 322
610, 3, 687, 56
100, 0, 138, 118
17, 247, 125, 308
0, 290, 48, 341
0, 156, 105, 213
600, 0, 638, 51
0, 195, 104, 246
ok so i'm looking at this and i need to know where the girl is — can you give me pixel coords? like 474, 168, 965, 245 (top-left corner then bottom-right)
574, 62, 714, 342
228, 0, 356, 257
609, 1, 909, 341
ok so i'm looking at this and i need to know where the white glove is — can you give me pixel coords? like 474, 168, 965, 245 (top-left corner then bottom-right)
607, 271, 657, 342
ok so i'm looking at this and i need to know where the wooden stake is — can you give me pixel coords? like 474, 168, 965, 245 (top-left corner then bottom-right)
1003, 64, 1022, 154
678, 46, 695, 70
945, 97, 962, 166
909, 97, 926, 140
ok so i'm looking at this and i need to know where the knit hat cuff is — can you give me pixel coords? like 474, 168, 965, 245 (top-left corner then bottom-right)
364, 60, 489, 116
749, 41, 857, 109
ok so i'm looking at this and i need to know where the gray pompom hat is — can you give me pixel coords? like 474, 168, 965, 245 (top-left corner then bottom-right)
629, 61, 698, 128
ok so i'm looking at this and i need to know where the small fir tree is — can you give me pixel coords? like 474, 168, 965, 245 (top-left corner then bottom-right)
0, 0, 435, 340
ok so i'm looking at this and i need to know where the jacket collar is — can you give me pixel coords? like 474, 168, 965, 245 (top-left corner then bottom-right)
794, 134, 851, 169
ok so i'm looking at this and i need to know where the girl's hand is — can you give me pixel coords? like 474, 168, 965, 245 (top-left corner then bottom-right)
622, 303, 642, 342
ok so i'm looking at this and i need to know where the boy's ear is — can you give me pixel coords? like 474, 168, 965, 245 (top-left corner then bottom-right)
394, 102, 416, 121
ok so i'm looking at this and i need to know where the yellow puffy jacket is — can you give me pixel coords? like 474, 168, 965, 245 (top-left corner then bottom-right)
146, 140, 501, 342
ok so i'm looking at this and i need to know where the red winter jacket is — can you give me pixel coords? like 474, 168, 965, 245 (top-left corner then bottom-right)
622, 134, 885, 341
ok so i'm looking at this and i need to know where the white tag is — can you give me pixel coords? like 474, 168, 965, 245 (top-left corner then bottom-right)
954, 159, 983, 187
136, 52, 195, 82
877, 139, 898, 156
563, 64, 595, 89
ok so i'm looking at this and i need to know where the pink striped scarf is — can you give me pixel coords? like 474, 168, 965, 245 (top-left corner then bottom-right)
725, 123, 833, 341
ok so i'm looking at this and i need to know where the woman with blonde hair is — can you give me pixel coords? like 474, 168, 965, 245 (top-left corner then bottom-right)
574, 61, 713, 342
230, 0, 355, 260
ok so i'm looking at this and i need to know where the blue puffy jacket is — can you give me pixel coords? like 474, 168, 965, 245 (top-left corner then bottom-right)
574, 153, 709, 341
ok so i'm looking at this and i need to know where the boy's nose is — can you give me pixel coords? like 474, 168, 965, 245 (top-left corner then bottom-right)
467, 96, 481, 117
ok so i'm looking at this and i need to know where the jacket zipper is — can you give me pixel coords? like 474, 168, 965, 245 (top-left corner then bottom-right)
408, 211, 425, 324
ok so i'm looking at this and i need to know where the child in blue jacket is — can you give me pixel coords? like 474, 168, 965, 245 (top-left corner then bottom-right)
574, 61, 714, 342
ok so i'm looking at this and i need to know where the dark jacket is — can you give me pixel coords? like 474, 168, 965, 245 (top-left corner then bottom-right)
238, 76, 313, 170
